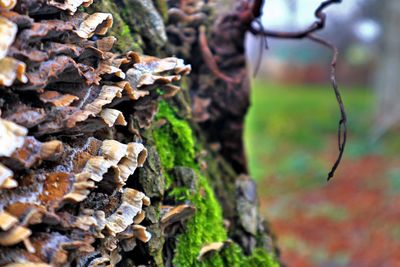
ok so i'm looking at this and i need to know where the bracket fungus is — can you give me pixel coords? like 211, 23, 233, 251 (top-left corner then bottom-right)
0, 0, 16, 10
100, 108, 128, 127
0, 0, 190, 265
0, 15, 26, 86
47, 0, 93, 15
0, 0, 277, 265
74, 12, 113, 39
161, 204, 196, 231
0, 118, 27, 157
105, 188, 150, 236
0, 164, 16, 189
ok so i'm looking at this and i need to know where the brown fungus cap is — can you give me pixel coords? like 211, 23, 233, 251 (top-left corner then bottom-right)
0, 0, 191, 264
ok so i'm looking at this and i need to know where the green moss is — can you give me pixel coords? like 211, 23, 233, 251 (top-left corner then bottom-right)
247, 249, 280, 266
120, 24, 132, 45
219, 245, 280, 267
87, 0, 143, 52
173, 174, 227, 266
153, 101, 195, 172
152, 101, 279, 267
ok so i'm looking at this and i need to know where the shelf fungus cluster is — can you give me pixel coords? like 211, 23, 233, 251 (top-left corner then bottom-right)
0, 0, 190, 266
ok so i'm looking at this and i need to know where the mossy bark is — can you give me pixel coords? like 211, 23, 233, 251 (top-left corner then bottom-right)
89, 1, 280, 266
151, 100, 279, 267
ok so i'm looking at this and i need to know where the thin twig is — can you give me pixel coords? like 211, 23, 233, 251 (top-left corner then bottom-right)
249, 0, 346, 180
250, 0, 342, 39
308, 34, 347, 180
252, 19, 268, 78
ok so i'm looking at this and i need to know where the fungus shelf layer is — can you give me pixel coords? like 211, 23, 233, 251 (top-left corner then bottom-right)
0, 0, 190, 265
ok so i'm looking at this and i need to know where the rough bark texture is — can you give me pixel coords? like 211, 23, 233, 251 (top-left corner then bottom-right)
0, 0, 279, 266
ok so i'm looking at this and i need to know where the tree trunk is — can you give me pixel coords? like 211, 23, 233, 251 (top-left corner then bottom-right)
374, 0, 400, 139
0, 0, 279, 266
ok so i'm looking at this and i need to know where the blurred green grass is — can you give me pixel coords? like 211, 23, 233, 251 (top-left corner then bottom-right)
245, 81, 400, 267
244, 81, 375, 188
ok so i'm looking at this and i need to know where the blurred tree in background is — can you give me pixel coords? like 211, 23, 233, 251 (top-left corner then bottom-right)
373, 0, 400, 139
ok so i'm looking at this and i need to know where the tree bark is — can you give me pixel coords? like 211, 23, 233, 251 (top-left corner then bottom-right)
0, 0, 279, 266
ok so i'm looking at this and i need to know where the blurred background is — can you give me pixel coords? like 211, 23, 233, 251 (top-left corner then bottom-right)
244, 0, 400, 266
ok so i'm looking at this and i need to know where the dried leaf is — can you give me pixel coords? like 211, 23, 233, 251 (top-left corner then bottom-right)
197, 241, 232, 261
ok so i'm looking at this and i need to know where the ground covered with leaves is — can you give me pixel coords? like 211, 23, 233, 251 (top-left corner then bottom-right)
245, 82, 400, 267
